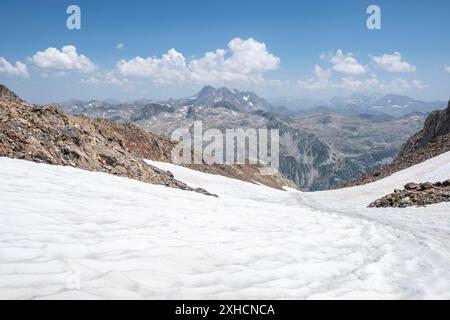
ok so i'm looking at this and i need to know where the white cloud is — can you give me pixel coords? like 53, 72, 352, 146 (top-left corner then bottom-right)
31, 45, 97, 73
297, 65, 331, 90
314, 65, 332, 79
411, 79, 429, 90
297, 77, 329, 90
117, 48, 188, 84
80, 71, 134, 90
0, 57, 30, 78
79, 76, 100, 85
116, 38, 280, 84
325, 49, 367, 75
388, 78, 428, 91
371, 52, 416, 72
189, 38, 280, 83
297, 71, 429, 93
116, 43, 124, 50
339, 76, 363, 90
338, 76, 428, 92
445, 65, 450, 73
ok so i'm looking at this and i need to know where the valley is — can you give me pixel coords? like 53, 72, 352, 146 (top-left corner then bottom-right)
59, 86, 434, 190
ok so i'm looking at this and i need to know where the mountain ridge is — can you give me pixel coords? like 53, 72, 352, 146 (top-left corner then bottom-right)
56, 85, 429, 190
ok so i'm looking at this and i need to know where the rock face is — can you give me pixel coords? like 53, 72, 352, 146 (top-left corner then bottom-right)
369, 180, 450, 208
344, 100, 450, 188
399, 100, 450, 156
0, 88, 218, 195
0, 84, 22, 102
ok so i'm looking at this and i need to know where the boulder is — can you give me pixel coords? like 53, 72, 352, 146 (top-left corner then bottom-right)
404, 182, 420, 190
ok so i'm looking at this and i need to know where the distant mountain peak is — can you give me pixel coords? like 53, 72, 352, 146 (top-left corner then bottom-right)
190, 85, 274, 112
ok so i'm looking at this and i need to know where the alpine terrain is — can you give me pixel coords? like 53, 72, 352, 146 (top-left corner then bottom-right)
1, 84, 450, 299
59, 86, 432, 190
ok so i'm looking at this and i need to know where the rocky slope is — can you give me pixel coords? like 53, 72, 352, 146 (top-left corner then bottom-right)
399, 100, 450, 156
0, 85, 214, 194
344, 100, 450, 187
1, 84, 293, 191
0, 84, 24, 103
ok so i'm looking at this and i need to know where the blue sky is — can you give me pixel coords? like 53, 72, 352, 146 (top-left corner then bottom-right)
0, 0, 449, 103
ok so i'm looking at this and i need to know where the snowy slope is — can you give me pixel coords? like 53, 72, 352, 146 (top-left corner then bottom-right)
0, 154, 450, 299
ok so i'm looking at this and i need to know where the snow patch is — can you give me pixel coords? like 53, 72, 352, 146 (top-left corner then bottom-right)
0, 153, 450, 299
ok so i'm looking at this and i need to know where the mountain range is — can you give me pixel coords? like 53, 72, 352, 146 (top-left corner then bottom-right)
56, 86, 440, 190
270, 93, 446, 117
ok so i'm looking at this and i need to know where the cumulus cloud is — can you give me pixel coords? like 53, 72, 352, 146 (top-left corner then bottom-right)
445, 65, 450, 73
0, 57, 30, 78
116, 38, 280, 84
314, 65, 332, 79
297, 77, 329, 90
298, 48, 427, 94
116, 43, 124, 50
297, 65, 331, 90
79, 76, 100, 85
324, 49, 367, 75
189, 38, 280, 83
371, 52, 416, 72
117, 48, 188, 83
31, 45, 97, 73
338, 76, 427, 92
80, 71, 134, 90
339, 76, 363, 90
297, 63, 428, 93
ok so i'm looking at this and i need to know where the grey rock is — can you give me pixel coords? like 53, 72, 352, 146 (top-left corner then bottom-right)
369, 179, 450, 208
420, 182, 434, 190
405, 183, 420, 190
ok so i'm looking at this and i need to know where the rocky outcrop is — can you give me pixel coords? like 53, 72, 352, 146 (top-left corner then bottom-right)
0, 89, 217, 196
399, 100, 450, 157
369, 180, 450, 208
0, 84, 22, 102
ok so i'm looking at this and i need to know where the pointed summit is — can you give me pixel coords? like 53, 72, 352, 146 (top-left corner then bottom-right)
190, 85, 273, 112
0, 84, 22, 102
197, 85, 216, 95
